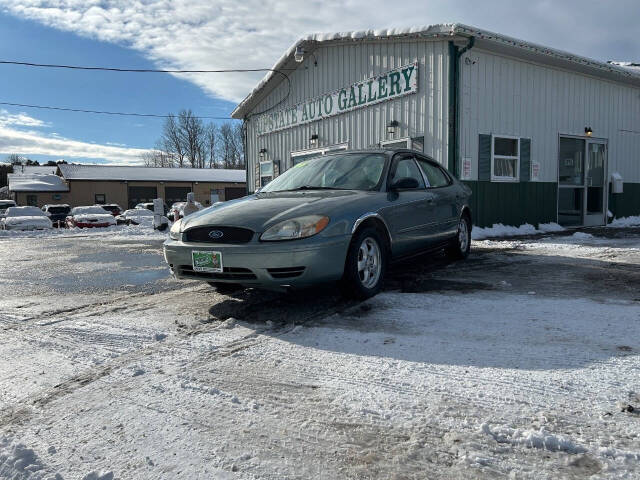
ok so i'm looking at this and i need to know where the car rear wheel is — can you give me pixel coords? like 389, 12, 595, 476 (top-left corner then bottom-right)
342, 227, 386, 299
446, 214, 471, 259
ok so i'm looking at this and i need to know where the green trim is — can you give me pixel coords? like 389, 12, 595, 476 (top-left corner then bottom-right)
463, 181, 558, 228
609, 183, 640, 219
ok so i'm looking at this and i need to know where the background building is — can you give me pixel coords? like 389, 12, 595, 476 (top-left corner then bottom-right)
8, 165, 246, 208
233, 24, 640, 227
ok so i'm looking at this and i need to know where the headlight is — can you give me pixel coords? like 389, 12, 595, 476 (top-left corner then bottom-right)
169, 219, 182, 240
260, 215, 329, 241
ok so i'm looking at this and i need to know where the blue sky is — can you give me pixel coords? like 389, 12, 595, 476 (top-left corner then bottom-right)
0, 0, 638, 165
0, 13, 238, 164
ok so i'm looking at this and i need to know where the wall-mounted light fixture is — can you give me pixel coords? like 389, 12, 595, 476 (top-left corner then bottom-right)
310, 134, 319, 147
584, 127, 593, 137
294, 46, 305, 63
259, 148, 267, 159
387, 120, 399, 136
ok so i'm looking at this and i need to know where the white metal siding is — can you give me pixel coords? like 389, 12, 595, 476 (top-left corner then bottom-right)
461, 49, 640, 183
244, 39, 451, 191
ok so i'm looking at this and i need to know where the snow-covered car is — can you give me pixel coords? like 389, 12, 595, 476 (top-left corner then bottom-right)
98, 204, 123, 216
66, 206, 116, 228
135, 202, 168, 214
42, 204, 71, 227
116, 208, 169, 230
1, 206, 53, 231
167, 201, 204, 221
0, 200, 17, 219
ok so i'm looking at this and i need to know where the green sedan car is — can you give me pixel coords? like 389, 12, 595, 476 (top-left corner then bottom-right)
164, 149, 472, 299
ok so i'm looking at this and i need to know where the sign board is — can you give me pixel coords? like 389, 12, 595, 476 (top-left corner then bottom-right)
531, 162, 540, 181
461, 157, 472, 180
256, 63, 418, 136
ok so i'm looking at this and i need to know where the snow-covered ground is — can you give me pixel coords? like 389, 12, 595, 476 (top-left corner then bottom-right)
1, 228, 639, 479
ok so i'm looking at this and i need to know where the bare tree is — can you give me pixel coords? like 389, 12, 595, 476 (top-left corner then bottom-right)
178, 110, 205, 168
161, 114, 186, 167
6, 154, 23, 165
141, 148, 175, 168
205, 123, 218, 168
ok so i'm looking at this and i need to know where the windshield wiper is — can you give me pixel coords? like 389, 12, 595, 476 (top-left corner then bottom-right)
278, 185, 345, 191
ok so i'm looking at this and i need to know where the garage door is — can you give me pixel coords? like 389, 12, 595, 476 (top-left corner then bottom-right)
165, 186, 192, 207
224, 187, 246, 200
128, 186, 157, 209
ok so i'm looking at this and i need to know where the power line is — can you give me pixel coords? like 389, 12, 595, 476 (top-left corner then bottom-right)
0, 101, 233, 120
0, 59, 294, 74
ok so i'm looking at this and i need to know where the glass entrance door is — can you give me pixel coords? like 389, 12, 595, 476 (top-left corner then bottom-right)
584, 141, 606, 226
557, 137, 607, 227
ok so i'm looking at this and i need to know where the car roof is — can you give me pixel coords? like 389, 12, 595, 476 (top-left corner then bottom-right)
321, 148, 433, 158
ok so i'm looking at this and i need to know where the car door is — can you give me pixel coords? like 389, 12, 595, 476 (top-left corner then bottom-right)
379, 154, 439, 257
415, 156, 459, 242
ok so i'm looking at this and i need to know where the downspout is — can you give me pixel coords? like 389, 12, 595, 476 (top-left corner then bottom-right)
242, 118, 250, 195
448, 36, 475, 178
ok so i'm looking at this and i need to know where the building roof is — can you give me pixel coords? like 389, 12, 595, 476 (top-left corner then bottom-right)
8, 173, 69, 192
232, 23, 640, 118
57, 164, 246, 183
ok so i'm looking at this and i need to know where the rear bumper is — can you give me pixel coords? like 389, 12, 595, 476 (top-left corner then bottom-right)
163, 235, 351, 290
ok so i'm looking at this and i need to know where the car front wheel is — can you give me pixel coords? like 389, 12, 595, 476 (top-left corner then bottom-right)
342, 226, 386, 299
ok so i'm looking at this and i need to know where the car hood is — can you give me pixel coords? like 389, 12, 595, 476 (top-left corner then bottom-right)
180, 190, 376, 232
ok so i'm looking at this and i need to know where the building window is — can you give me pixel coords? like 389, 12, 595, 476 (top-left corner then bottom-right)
26, 194, 37, 206
492, 135, 519, 181
290, 144, 348, 167
260, 161, 274, 187
95, 193, 106, 204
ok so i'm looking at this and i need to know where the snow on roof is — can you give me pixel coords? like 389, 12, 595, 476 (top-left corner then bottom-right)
8, 173, 69, 192
11, 165, 58, 175
58, 164, 246, 183
609, 61, 640, 73
232, 23, 640, 118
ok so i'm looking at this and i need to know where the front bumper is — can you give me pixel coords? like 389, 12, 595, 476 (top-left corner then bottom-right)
163, 234, 351, 290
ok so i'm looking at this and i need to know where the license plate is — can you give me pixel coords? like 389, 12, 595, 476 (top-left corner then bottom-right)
192, 251, 223, 273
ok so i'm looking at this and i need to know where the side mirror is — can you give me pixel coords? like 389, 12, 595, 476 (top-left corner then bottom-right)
390, 177, 420, 190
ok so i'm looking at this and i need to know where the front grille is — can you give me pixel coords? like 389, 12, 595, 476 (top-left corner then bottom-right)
178, 265, 257, 280
267, 266, 306, 279
183, 226, 254, 244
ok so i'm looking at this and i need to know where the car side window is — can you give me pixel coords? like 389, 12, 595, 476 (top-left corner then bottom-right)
389, 157, 425, 189
417, 159, 451, 188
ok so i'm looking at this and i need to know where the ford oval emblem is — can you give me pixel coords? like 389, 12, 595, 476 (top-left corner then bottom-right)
208, 230, 224, 239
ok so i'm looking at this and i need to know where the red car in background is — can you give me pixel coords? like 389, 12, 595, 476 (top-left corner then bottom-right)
66, 206, 117, 228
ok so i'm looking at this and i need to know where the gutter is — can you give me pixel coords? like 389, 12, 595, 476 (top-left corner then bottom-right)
448, 36, 475, 178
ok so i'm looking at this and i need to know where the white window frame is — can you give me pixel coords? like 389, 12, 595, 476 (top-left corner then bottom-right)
259, 160, 274, 186
380, 137, 412, 149
491, 134, 520, 182
290, 143, 348, 168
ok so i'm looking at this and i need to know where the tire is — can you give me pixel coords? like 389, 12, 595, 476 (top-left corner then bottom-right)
208, 282, 243, 294
446, 214, 471, 260
342, 226, 387, 300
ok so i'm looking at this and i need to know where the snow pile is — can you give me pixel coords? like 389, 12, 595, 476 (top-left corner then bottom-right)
481, 423, 588, 454
609, 215, 640, 227
472, 222, 564, 240
571, 232, 593, 240
0, 223, 168, 240
0, 437, 61, 479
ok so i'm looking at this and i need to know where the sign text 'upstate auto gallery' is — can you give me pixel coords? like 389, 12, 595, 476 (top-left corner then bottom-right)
255, 63, 418, 135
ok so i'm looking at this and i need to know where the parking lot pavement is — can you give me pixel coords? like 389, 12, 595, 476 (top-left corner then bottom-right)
1, 230, 639, 479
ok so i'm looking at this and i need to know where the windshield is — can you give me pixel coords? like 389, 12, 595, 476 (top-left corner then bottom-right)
6, 206, 46, 217
48, 206, 70, 214
261, 153, 387, 193
0, 201, 16, 209
71, 206, 109, 215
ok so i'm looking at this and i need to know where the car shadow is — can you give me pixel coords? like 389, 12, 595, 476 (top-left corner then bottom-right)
206, 244, 640, 371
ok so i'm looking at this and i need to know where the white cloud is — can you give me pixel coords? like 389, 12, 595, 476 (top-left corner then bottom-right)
0, 109, 49, 128
0, 125, 150, 164
1, 1, 638, 103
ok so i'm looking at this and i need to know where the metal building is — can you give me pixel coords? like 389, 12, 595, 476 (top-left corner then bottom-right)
232, 24, 640, 227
